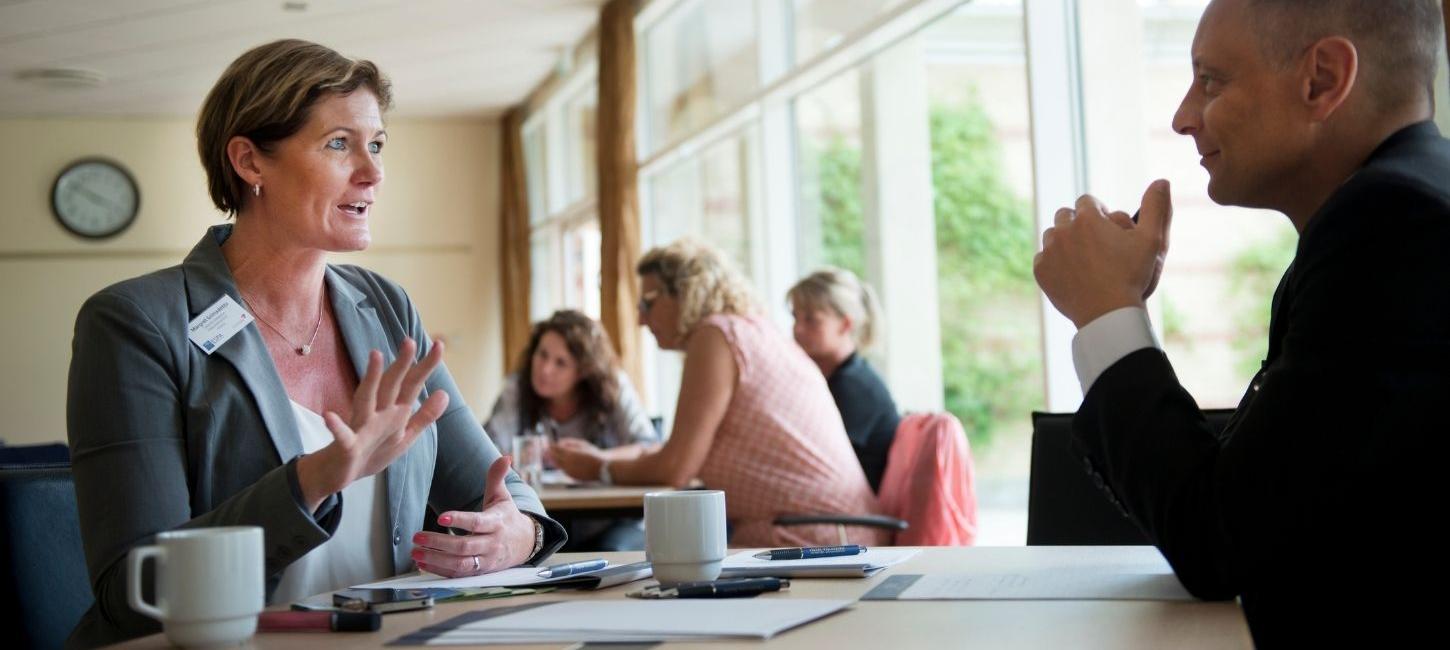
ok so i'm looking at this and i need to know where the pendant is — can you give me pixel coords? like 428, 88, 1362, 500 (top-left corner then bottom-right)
298, 344, 311, 356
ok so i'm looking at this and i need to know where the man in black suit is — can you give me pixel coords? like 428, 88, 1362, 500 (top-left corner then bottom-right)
1034, 0, 1447, 645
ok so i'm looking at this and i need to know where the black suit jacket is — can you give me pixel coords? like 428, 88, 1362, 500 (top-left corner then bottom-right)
1074, 121, 1450, 647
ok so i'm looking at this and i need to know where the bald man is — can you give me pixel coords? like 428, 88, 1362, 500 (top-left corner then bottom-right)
1035, 0, 1447, 645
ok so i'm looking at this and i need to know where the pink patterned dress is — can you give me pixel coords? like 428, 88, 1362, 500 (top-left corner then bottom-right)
694, 313, 889, 547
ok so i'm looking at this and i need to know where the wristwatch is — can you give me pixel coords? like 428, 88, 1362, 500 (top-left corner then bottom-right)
598, 460, 614, 486
528, 515, 544, 561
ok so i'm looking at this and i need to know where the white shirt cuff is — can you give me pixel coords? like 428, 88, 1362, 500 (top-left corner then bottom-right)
1071, 306, 1161, 393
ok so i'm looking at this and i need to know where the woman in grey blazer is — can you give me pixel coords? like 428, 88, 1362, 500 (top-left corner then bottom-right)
65, 39, 564, 648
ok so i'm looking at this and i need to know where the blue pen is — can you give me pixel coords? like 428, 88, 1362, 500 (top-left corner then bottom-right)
535, 558, 608, 578
753, 545, 867, 561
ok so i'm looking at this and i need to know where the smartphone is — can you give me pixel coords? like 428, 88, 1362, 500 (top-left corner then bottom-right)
332, 588, 435, 613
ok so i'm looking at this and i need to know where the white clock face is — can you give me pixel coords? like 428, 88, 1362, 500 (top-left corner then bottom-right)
53, 159, 139, 239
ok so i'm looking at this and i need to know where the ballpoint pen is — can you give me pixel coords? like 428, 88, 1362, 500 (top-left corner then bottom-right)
536, 558, 609, 578
753, 545, 867, 561
631, 578, 790, 599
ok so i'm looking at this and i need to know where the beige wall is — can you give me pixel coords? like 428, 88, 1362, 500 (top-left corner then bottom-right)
0, 117, 506, 446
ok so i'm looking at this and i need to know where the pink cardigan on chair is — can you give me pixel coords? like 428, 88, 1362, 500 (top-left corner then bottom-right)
877, 412, 978, 546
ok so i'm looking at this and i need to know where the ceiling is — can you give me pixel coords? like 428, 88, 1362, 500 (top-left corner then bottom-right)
0, 0, 607, 119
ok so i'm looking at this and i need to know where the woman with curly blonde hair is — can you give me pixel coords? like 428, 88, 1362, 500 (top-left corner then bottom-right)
550, 239, 887, 547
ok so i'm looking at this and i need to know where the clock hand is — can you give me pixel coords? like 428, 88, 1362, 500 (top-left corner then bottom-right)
73, 184, 122, 212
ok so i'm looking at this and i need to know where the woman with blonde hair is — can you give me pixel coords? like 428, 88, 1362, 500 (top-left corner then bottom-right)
788, 267, 900, 491
550, 239, 887, 547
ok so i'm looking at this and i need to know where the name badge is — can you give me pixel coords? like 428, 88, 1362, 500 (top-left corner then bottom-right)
188, 295, 254, 355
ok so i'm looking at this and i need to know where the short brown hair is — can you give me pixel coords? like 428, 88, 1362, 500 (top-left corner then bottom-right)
636, 238, 757, 340
514, 310, 623, 432
1247, 0, 1441, 111
196, 39, 393, 215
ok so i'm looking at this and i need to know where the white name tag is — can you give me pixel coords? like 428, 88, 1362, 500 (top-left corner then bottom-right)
188, 295, 254, 355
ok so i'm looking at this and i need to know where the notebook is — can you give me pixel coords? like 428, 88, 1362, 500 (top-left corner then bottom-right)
355, 560, 653, 591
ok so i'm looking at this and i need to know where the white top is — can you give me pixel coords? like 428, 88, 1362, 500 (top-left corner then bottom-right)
270, 401, 393, 605
1071, 306, 1161, 392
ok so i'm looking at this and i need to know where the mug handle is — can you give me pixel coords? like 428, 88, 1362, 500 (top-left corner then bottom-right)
127, 545, 166, 621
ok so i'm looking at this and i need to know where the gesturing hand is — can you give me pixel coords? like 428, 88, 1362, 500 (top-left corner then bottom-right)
298, 337, 449, 509
549, 438, 606, 481
411, 456, 538, 576
1034, 180, 1174, 328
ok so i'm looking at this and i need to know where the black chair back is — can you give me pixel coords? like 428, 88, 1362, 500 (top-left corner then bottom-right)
0, 464, 93, 650
1027, 409, 1234, 545
0, 442, 70, 466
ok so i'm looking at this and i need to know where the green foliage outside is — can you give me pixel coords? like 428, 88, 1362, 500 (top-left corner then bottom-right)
804, 92, 1042, 451
1226, 230, 1298, 377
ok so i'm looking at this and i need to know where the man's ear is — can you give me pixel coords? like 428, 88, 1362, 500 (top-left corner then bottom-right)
225, 135, 264, 188
1302, 36, 1358, 122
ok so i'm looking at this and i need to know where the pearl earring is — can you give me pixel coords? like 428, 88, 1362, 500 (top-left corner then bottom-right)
253, 184, 261, 197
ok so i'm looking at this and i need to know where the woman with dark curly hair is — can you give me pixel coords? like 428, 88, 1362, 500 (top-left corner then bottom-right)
484, 310, 657, 460
483, 310, 657, 550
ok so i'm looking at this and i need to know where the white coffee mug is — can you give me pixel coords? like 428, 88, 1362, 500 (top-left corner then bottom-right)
128, 526, 264, 648
644, 490, 727, 585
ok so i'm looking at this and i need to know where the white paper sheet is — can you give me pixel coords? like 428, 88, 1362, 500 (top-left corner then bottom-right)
402, 599, 853, 646
893, 569, 1193, 601
353, 566, 554, 590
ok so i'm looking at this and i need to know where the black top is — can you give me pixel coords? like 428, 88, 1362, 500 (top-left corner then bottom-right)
826, 353, 901, 492
1072, 121, 1450, 648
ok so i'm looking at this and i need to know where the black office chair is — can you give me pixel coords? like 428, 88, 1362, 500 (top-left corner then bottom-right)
1027, 409, 1234, 545
0, 442, 70, 466
0, 463, 94, 650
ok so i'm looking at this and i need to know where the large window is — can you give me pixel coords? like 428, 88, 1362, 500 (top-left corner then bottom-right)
641, 0, 759, 153
522, 63, 602, 324
523, 0, 1411, 546
646, 129, 756, 277
791, 0, 1037, 546
1139, 0, 1294, 407
792, 0, 906, 64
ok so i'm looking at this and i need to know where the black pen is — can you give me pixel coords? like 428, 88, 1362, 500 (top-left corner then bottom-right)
642, 577, 789, 599
753, 545, 866, 561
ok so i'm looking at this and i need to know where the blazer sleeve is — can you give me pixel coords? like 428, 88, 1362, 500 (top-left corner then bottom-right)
67, 289, 341, 641
400, 298, 566, 561
1072, 180, 1450, 602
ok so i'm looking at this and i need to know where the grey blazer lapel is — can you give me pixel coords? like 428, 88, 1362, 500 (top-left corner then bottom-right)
181, 225, 302, 464
327, 266, 414, 542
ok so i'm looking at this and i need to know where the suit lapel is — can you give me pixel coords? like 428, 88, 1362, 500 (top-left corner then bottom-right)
181, 225, 301, 464
1264, 260, 1295, 367
326, 266, 411, 541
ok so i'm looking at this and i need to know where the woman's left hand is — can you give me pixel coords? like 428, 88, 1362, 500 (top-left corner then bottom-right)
549, 438, 606, 481
410, 456, 537, 576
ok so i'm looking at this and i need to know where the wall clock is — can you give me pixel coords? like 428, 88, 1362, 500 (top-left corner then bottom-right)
51, 158, 140, 240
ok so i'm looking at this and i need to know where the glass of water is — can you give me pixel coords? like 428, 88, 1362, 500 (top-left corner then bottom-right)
514, 430, 546, 491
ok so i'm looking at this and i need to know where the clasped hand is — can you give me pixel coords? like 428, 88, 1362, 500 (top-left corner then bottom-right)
1034, 180, 1174, 328
410, 456, 538, 576
548, 438, 606, 481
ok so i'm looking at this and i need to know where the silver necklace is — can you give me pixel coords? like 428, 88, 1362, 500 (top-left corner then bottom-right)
239, 292, 323, 356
